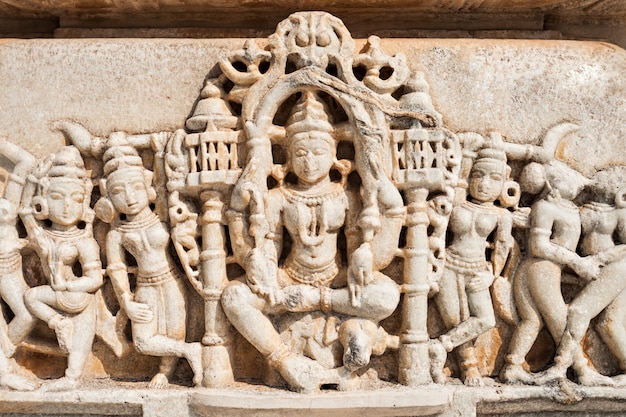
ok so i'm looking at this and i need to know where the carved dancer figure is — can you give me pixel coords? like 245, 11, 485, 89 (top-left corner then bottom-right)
501, 160, 611, 385
429, 146, 514, 386
222, 92, 403, 392
0, 140, 37, 350
537, 167, 626, 385
0, 140, 38, 390
19, 147, 103, 391
100, 134, 203, 388
0, 202, 36, 391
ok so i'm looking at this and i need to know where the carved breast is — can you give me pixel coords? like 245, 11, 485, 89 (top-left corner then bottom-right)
450, 202, 498, 240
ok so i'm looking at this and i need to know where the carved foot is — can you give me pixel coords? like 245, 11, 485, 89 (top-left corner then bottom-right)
40, 376, 79, 392
342, 334, 371, 372
534, 365, 567, 385
275, 353, 328, 393
0, 334, 16, 358
148, 373, 169, 389
500, 364, 534, 385
186, 342, 204, 387
52, 317, 74, 354
0, 373, 37, 391
463, 366, 484, 387
428, 340, 447, 384
612, 374, 626, 387
576, 367, 614, 387
336, 366, 360, 391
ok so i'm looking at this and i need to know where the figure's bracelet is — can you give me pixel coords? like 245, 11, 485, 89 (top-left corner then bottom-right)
320, 287, 332, 313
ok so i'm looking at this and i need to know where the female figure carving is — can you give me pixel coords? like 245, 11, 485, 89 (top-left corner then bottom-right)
21, 146, 103, 391
501, 160, 612, 385
430, 146, 514, 386
100, 134, 203, 388
537, 167, 626, 385
222, 91, 404, 392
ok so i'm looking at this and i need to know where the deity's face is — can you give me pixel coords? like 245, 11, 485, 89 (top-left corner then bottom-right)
289, 133, 334, 186
106, 169, 150, 216
0, 198, 17, 225
469, 160, 505, 203
45, 179, 85, 227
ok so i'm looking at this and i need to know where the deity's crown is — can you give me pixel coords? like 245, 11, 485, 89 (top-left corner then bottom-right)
475, 146, 506, 165
285, 91, 334, 143
48, 146, 88, 180
103, 132, 144, 177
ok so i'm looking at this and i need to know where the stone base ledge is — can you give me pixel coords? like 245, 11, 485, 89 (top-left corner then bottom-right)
3, 383, 626, 417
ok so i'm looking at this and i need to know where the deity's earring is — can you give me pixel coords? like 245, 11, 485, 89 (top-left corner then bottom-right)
82, 179, 95, 223
94, 179, 116, 223
147, 187, 157, 202
499, 181, 521, 208
143, 170, 157, 202
615, 189, 626, 208
31, 196, 48, 220
270, 164, 287, 187
94, 197, 115, 223
332, 158, 352, 186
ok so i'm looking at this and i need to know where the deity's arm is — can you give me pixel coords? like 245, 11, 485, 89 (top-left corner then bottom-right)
372, 201, 405, 271
68, 238, 104, 293
149, 132, 170, 221
105, 230, 134, 309
354, 147, 405, 267
226, 208, 255, 267
345, 190, 362, 258
528, 200, 582, 268
19, 174, 45, 247
0, 139, 36, 208
492, 209, 514, 277
263, 189, 284, 263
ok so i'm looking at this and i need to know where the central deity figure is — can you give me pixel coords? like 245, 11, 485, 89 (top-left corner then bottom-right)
222, 91, 404, 392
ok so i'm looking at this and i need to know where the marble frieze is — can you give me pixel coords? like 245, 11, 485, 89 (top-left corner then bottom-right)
0, 10, 624, 416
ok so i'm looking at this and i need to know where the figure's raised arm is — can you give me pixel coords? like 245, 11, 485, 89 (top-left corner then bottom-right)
0, 139, 36, 208
68, 239, 104, 294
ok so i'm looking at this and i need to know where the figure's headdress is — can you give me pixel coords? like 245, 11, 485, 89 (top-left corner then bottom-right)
95, 132, 155, 223
32, 146, 93, 221
103, 132, 145, 178
47, 146, 89, 181
473, 146, 507, 172
285, 91, 335, 146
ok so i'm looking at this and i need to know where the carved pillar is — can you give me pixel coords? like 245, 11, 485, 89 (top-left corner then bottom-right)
399, 187, 431, 385
199, 190, 234, 387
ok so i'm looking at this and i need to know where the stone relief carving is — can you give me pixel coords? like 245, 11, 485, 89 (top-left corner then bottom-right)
0, 11, 624, 394
19, 146, 104, 391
